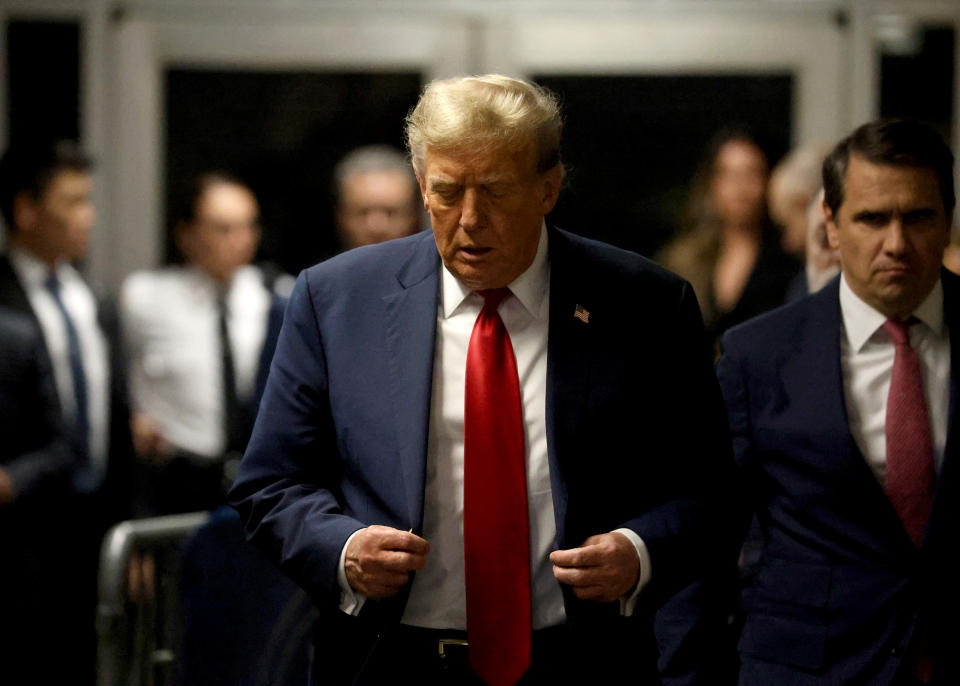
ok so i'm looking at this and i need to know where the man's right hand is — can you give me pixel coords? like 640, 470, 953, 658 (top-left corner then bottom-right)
344, 525, 430, 599
131, 412, 173, 463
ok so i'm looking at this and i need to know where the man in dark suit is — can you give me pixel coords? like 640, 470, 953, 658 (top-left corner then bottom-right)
230, 74, 734, 685
0, 141, 133, 683
0, 306, 76, 683
718, 118, 958, 685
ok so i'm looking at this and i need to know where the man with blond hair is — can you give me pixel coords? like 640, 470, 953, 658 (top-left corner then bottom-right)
230, 75, 734, 685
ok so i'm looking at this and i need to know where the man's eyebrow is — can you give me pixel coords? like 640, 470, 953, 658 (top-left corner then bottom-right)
902, 208, 938, 219
427, 175, 456, 188
851, 209, 891, 221
477, 174, 516, 186
850, 207, 939, 221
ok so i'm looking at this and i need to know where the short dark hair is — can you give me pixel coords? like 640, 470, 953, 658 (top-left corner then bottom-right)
822, 119, 955, 217
0, 140, 92, 232
171, 170, 250, 227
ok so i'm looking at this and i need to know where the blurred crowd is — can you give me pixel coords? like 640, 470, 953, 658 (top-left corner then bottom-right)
0, 141, 422, 684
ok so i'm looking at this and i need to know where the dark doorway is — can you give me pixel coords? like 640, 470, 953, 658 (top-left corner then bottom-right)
535, 73, 793, 258
5, 20, 81, 145
165, 70, 423, 275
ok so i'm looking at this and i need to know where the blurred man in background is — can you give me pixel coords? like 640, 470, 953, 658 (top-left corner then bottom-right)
0, 140, 133, 685
122, 171, 288, 515
803, 188, 842, 295
0, 306, 75, 685
943, 225, 960, 276
334, 144, 422, 249
768, 141, 832, 261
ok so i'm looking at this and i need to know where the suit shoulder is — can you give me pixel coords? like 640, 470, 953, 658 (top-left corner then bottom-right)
303, 231, 434, 288
721, 286, 831, 356
553, 227, 687, 293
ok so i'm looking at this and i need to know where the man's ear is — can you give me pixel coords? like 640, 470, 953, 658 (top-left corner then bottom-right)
540, 164, 564, 215
12, 191, 37, 234
824, 201, 841, 251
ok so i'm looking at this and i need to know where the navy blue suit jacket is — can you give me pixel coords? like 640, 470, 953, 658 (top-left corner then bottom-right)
717, 271, 960, 685
0, 307, 79, 683
230, 227, 735, 677
0, 306, 73, 506
0, 254, 133, 521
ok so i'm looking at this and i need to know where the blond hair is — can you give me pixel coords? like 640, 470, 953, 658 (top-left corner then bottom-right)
405, 74, 562, 177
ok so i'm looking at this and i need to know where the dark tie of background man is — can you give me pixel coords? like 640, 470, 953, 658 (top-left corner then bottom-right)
45, 270, 95, 491
217, 294, 245, 456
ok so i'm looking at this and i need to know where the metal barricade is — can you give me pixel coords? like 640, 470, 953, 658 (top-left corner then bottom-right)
96, 512, 211, 686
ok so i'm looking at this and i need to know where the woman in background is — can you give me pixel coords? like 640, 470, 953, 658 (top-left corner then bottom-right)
660, 131, 800, 348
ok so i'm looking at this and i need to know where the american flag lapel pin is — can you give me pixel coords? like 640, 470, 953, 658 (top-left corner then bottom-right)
573, 304, 590, 324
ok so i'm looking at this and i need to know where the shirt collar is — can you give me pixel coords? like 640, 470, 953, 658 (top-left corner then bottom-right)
440, 222, 549, 319
8, 245, 73, 288
183, 264, 235, 300
839, 272, 945, 352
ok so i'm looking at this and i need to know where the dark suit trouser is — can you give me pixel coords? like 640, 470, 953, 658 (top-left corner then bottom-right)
311, 611, 661, 686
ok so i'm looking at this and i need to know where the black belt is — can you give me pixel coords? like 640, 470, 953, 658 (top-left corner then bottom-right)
388, 624, 569, 666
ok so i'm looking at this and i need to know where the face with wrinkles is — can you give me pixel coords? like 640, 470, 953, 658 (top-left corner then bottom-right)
825, 155, 952, 319
418, 144, 562, 290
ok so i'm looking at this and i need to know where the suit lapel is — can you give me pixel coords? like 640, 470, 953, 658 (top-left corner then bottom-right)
788, 280, 915, 554
545, 228, 592, 549
382, 234, 440, 533
788, 281, 861, 478
0, 255, 38, 322
0, 254, 54, 379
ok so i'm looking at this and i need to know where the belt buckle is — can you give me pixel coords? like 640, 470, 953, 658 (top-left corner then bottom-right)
437, 638, 469, 660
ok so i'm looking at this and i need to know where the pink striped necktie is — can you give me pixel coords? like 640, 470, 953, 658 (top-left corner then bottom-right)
882, 318, 935, 548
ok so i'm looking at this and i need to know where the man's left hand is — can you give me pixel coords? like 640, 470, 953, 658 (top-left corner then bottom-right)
549, 532, 640, 602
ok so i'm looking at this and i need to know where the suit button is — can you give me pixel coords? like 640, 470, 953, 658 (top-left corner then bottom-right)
890, 646, 904, 658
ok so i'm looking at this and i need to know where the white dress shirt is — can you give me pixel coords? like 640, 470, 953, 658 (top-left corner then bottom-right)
9, 247, 110, 474
338, 226, 650, 626
839, 275, 950, 483
121, 265, 272, 459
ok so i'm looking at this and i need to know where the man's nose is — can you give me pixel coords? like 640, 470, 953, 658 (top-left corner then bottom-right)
459, 188, 482, 231
81, 202, 97, 230
883, 221, 908, 255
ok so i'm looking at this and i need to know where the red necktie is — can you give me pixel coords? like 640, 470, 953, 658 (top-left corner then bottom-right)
882, 319, 935, 548
463, 288, 532, 686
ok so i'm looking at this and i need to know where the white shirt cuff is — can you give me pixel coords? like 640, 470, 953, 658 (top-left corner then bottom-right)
337, 528, 367, 615
613, 527, 651, 616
